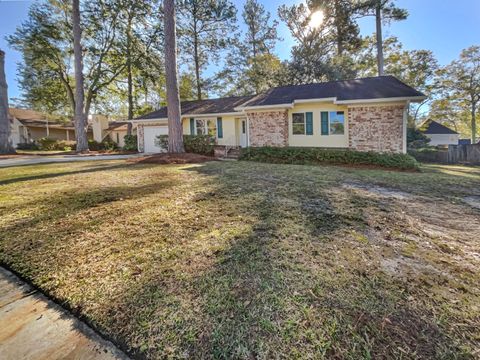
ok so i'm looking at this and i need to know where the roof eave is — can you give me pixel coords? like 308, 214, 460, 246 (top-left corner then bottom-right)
335, 96, 427, 105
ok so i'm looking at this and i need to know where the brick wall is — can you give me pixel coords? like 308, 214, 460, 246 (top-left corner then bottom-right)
348, 105, 405, 153
247, 110, 288, 147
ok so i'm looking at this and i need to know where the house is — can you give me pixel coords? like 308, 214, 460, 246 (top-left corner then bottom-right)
131, 76, 426, 154
9, 108, 93, 147
89, 115, 132, 147
419, 120, 459, 146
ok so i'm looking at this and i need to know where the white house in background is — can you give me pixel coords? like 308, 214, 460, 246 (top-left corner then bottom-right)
420, 120, 459, 146
89, 115, 132, 147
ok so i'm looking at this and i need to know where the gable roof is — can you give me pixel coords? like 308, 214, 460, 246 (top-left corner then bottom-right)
135, 96, 255, 120
240, 76, 425, 108
420, 120, 458, 135
134, 76, 425, 120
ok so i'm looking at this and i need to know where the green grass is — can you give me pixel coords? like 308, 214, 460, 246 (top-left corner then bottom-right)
0, 160, 479, 359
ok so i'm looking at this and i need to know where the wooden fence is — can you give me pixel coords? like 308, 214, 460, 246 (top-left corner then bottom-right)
409, 144, 480, 165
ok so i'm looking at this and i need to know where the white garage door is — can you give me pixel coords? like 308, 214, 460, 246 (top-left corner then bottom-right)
143, 126, 168, 153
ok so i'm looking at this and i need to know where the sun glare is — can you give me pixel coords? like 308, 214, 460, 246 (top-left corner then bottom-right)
309, 10, 324, 28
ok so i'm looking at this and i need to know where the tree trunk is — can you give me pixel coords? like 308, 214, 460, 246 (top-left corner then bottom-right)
193, 30, 202, 100
0, 50, 15, 154
164, 0, 184, 153
72, 0, 89, 152
334, 0, 343, 56
126, 15, 133, 135
375, 0, 384, 76
472, 100, 477, 144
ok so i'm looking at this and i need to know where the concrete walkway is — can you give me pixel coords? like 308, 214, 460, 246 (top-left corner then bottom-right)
0, 267, 129, 360
0, 154, 142, 168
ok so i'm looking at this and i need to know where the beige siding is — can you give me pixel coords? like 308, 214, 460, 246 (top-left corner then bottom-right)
288, 103, 349, 148
182, 116, 238, 146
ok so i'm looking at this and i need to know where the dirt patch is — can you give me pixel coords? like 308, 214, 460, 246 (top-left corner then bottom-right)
463, 196, 480, 210
129, 153, 215, 164
342, 182, 412, 200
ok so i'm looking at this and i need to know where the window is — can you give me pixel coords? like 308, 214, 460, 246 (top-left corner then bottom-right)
329, 111, 345, 135
292, 113, 305, 135
194, 119, 216, 136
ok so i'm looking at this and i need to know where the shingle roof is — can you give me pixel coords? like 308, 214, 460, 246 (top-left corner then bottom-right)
420, 120, 458, 135
135, 96, 255, 120
240, 76, 425, 107
134, 76, 425, 120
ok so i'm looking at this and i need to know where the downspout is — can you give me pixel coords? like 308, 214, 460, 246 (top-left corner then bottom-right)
403, 101, 409, 154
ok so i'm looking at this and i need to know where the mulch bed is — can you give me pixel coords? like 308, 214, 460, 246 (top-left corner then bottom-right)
129, 152, 216, 164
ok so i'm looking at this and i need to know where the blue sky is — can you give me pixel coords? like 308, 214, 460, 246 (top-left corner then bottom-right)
0, 0, 479, 100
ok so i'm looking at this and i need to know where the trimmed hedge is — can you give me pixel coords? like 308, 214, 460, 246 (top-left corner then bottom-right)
123, 135, 138, 151
239, 147, 420, 170
156, 135, 215, 155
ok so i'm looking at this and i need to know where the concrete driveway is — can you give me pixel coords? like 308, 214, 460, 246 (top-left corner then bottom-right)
0, 154, 142, 168
0, 268, 129, 360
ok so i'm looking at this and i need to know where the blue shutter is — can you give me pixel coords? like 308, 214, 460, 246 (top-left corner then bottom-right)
321, 112, 329, 135
305, 112, 313, 135
217, 117, 223, 138
190, 118, 195, 135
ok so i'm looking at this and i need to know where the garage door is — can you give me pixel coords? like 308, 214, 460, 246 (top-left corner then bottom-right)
143, 126, 168, 153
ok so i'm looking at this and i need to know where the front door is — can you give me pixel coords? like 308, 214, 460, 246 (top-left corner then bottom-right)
239, 119, 248, 147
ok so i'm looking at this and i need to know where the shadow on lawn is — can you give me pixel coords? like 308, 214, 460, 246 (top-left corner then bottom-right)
110, 162, 463, 359
0, 163, 132, 186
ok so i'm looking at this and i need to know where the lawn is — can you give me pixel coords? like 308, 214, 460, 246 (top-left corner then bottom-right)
0, 160, 479, 359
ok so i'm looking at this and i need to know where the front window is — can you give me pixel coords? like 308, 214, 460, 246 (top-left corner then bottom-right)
292, 113, 305, 135
195, 119, 216, 136
329, 111, 345, 135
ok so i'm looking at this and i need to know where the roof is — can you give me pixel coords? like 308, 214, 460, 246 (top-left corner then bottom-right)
107, 121, 129, 131
17, 118, 76, 130
240, 76, 425, 108
135, 96, 255, 120
134, 76, 425, 120
420, 120, 458, 135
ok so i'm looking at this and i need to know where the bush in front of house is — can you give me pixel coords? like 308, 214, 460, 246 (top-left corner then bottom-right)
239, 147, 420, 170
123, 135, 138, 151
37, 138, 76, 151
155, 135, 215, 155
16, 142, 40, 150
88, 139, 118, 151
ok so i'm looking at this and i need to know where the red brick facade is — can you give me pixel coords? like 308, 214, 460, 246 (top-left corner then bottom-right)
347, 105, 406, 153
246, 110, 288, 147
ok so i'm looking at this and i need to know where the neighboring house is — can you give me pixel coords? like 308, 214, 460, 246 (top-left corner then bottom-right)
419, 120, 459, 146
9, 108, 93, 147
131, 76, 425, 154
90, 115, 133, 148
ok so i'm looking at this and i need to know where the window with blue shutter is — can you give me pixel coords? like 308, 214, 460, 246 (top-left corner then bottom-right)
321, 112, 329, 135
190, 118, 195, 135
305, 112, 313, 135
217, 117, 223, 138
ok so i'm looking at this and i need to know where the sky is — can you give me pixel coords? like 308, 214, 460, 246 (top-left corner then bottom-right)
0, 0, 479, 101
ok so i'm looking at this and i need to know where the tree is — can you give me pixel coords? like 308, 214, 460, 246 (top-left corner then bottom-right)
72, 0, 88, 152
8, 0, 126, 118
309, 0, 361, 56
437, 46, 480, 143
357, 0, 407, 76
178, 0, 237, 100
218, 0, 281, 95
278, 3, 337, 83
0, 50, 15, 154
164, 0, 184, 153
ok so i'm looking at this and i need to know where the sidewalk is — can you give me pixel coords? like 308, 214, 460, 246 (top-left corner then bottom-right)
0, 267, 129, 360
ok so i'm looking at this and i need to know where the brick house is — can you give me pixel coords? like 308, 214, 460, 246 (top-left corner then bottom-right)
131, 76, 425, 154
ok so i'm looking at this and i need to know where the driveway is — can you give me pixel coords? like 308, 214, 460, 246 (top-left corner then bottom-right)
0, 267, 129, 360
0, 154, 142, 168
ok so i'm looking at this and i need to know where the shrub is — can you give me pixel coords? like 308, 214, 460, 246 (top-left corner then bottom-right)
239, 147, 420, 170
16, 142, 40, 150
88, 139, 117, 151
407, 128, 431, 149
38, 137, 58, 150
155, 135, 215, 155
123, 135, 138, 151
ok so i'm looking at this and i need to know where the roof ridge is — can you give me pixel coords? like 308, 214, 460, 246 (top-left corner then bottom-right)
267, 75, 396, 91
